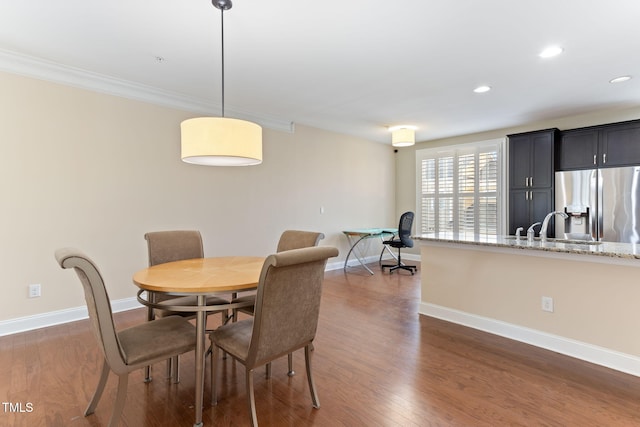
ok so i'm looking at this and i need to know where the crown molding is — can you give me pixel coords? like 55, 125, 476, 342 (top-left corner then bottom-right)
0, 48, 294, 133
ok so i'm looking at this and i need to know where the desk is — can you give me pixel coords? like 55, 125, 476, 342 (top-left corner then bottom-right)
343, 228, 397, 274
133, 256, 264, 427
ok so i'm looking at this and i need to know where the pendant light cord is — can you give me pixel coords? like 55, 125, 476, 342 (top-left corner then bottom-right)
220, 7, 225, 117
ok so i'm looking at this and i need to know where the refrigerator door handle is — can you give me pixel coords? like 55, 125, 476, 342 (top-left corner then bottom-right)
593, 154, 596, 165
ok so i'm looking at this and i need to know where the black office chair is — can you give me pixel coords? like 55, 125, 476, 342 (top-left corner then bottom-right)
381, 211, 417, 275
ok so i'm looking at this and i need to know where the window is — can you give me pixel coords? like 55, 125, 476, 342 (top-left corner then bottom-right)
416, 138, 505, 236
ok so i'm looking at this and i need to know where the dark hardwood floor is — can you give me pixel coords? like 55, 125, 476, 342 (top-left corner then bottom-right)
2, 262, 640, 426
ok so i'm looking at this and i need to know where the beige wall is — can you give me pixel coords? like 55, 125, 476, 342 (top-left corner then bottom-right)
0, 71, 396, 321
421, 244, 640, 357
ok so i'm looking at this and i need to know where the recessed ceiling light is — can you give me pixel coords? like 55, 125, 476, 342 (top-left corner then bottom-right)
473, 85, 491, 93
609, 75, 632, 84
539, 46, 563, 58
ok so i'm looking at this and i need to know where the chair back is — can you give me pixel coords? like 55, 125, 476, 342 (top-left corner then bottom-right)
247, 246, 339, 367
55, 248, 127, 374
144, 230, 204, 266
398, 211, 415, 248
144, 230, 204, 303
276, 230, 324, 252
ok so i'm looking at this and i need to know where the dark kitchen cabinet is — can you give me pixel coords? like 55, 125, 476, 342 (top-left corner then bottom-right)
509, 189, 553, 235
557, 119, 640, 170
556, 128, 598, 170
508, 129, 558, 235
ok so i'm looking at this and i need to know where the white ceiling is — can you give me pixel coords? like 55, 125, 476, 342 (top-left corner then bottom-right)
0, 0, 639, 144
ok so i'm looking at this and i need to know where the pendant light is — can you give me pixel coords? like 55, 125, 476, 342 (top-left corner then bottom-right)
181, 0, 262, 166
389, 125, 416, 147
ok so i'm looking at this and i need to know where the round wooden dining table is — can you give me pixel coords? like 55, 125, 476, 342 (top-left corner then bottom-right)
133, 256, 265, 427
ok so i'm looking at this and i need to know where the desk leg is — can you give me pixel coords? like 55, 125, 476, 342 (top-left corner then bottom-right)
193, 295, 206, 427
343, 234, 374, 275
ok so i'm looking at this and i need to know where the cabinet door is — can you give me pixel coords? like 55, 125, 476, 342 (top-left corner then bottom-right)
600, 122, 640, 167
557, 129, 598, 170
508, 190, 531, 235
530, 133, 554, 188
508, 189, 554, 236
509, 136, 531, 190
530, 189, 554, 236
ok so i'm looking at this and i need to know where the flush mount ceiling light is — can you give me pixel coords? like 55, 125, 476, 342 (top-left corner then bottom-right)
539, 46, 563, 58
181, 0, 262, 166
473, 85, 491, 93
389, 125, 417, 147
610, 75, 632, 84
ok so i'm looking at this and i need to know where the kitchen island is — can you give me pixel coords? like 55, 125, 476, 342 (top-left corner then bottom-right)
416, 233, 640, 376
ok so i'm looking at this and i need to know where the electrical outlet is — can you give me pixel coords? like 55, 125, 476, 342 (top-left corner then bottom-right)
28, 283, 41, 298
541, 296, 554, 312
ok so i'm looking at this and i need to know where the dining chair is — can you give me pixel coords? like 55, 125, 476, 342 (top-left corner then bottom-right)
55, 248, 196, 427
210, 245, 339, 427
231, 230, 324, 376
144, 230, 230, 382
381, 211, 418, 275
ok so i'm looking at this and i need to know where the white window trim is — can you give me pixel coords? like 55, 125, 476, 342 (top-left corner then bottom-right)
415, 138, 507, 236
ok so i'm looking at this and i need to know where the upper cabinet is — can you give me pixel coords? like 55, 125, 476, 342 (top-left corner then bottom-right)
509, 129, 557, 190
557, 119, 640, 170
507, 129, 558, 235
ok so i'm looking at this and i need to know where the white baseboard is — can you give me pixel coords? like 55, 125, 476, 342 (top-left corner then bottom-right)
0, 297, 142, 337
420, 302, 640, 378
326, 253, 420, 271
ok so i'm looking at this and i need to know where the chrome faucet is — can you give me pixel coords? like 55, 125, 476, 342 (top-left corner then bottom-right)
540, 211, 569, 240
527, 222, 540, 242
515, 227, 524, 239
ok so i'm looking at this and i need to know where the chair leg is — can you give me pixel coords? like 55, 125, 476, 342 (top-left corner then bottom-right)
388, 264, 417, 274
384, 247, 416, 275
232, 292, 239, 322
265, 362, 272, 379
287, 353, 295, 376
108, 374, 129, 427
145, 306, 155, 382
211, 344, 219, 406
246, 369, 258, 427
144, 365, 152, 383
171, 355, 180, 383
304, 345, 320, 409
85, 359, 110, 416
165, 358, 172, 379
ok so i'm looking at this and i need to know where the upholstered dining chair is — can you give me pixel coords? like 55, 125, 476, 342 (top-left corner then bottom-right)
55, 248, 196, 427
381, 211, 418, 275
210, 246, 339, 427
231, 229, 324, 375
144, 230, 230, 381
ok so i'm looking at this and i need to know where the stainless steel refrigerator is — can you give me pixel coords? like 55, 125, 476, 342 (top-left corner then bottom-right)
555, 166, 640, 243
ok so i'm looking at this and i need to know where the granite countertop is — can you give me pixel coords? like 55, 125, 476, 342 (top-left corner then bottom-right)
414, 233, 640, 260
